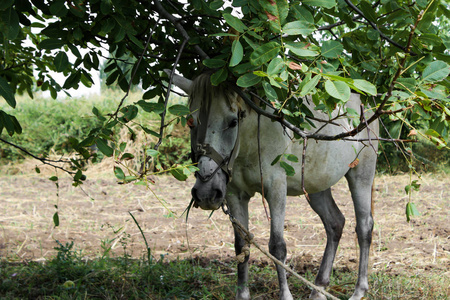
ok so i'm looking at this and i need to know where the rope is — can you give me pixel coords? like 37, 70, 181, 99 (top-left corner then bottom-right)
222, 202, 340, 300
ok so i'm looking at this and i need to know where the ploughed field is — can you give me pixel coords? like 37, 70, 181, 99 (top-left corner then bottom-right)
0, 170, 449, 294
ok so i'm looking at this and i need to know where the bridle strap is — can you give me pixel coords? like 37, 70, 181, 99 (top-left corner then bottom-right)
192, 110, 243, 183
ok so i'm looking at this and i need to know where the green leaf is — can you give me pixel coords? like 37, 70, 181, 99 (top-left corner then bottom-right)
49, 176, 58, 182
114, 166, 126, 180
359, 1, 377, 24
0, 76, 16, 108
53, 212, 60, 227
286, 154, 299, 162
49, 0, 68, 17
352, 79, 377, 96
209, 33, 239, 37
203, 59, 227, 68
168, 104, 190, 116
280, 161, 295, 176
236, 72, 262, 87
421, 60, 450, 83
263, 81, 278, 101
260, 0, 289, 31
230, 40, 244, 67
223, 13, 247, 32
302, 0, 336, 9
170, 166, 189, 181
96, 138, 114, 157
267, 57, 285, 76
321, 40, 344, 59
146, 149, 160, 158
282, 21, 315, 36
141, 126, 161, 138
35, 167, 41, 174
299, 75, 321, 97
406, 202, 420, 222
250, 42, 281, 66
0, 0, 14, 10
137, 100, 165, 114
120, 153, 135, 161
324, 80, 350, 101
210, 0, 224, 10
210, 68, 228, 86
54, 52, 69, 72
39, 38, 65, 50
285, 42, 319, 57
127, 33, 144, 49
271, 154, 282, 166
74, 169, 83, 181
2, 7, 20, 39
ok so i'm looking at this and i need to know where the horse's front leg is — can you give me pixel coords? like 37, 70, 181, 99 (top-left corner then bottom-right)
227, 190, 251, 300
267, 181, 294, 300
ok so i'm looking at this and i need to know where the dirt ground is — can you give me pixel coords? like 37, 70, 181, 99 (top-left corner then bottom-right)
0, 166, 449, 283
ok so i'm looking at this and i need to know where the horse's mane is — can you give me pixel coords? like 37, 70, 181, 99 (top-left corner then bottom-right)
189, 73, 244, 112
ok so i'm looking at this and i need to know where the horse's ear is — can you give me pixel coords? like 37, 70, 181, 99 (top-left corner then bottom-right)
164, 69, 192, 94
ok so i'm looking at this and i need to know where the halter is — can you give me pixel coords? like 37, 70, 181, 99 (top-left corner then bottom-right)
192, 110, 246, 183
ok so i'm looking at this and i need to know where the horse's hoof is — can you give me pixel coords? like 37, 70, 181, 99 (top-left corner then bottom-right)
235, 287, 250, 300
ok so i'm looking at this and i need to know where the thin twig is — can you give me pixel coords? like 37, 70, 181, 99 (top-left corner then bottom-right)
300, 138, 310, 202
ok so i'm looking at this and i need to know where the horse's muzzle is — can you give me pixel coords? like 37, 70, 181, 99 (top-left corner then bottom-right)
191, 186, 224, 210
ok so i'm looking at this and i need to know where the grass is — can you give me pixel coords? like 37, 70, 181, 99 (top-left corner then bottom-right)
1, 239, 448, 299
0, 90, 191, 171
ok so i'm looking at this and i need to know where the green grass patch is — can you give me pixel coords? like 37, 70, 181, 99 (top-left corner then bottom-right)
1, 240, 448, 299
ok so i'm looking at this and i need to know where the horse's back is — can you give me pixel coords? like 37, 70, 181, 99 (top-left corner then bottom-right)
231, 94, 378, 196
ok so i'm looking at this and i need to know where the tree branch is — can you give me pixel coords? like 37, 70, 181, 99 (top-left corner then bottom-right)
0, 137, 77, 175
343, 0, 417, 56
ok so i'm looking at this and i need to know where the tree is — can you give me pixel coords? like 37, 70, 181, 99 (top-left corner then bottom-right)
1, 0, 449, 185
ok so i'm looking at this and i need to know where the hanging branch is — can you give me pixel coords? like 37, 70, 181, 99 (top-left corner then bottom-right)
154, 38, 189, 150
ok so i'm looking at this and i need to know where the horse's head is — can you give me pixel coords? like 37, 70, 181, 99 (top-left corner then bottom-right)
167, 71, 243, 210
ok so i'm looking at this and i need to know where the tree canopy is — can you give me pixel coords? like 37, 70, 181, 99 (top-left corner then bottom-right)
1, 0, 450, 183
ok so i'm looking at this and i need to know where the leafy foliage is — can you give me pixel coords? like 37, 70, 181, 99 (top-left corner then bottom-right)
0, 0, 449, 183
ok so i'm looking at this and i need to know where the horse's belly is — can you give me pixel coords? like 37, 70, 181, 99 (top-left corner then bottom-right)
287, 140, 357, 195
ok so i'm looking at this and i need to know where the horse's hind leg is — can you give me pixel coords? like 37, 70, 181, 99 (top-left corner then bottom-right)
307, 188, 345, 300
345, 154, 377, 300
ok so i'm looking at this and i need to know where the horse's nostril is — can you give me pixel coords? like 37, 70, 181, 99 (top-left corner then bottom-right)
214, 189, 223, 200
191, 188, 200, 202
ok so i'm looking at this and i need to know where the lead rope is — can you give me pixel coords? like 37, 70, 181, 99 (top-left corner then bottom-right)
221, 201, 340, 300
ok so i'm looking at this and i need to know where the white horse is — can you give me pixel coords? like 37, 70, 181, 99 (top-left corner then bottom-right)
169, 71, 378, 300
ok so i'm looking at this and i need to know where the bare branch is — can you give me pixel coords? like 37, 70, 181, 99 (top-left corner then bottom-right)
0, 137, 77, 175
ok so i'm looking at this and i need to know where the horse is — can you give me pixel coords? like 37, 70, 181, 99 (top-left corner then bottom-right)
168, 71, 378, 300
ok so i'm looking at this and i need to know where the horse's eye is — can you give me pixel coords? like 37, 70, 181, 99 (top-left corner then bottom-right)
229, 119, 238, 128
